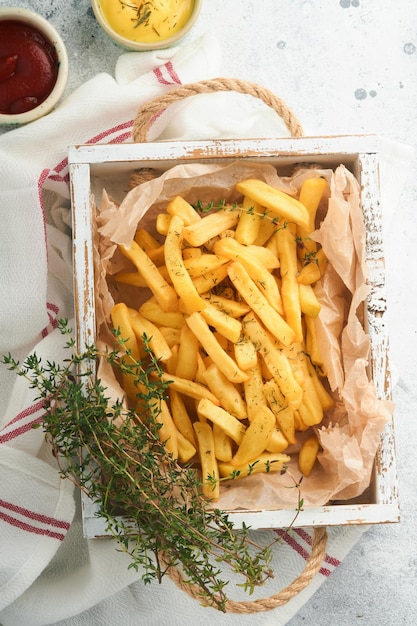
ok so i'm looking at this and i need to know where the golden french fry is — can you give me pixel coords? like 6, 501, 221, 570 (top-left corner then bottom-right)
263, 379, 296, 445
158, 326, 182, 347
243, 359, 266, 422
127, 307, 172, 363
155, 212, 172, 236
306, 359, 335, 411
155, 398, 178, 459
110, 302, 141, 362
203, 363, 247, 420
297, 248, 328, 285
228, 262, 295, 347
120, 240, 178, 312
245, 244, 280, 270
184, 253, 229, 278
200, 301, 243, 344
166, 195, 201, 225
175, 323, 199, 380
282, 343, 323, 426
139, 298, 185, 330
219, 452, 290, 479
134, 227, 161, 251
230, 405, 276, 467
213, 237, 283, 314
164, 215, 207, 314
197, 398, 246, 445
275, 223, 303, 343
304, 315, 327, 376
153, 371, 221, 405
186, 312, 249, 384
236, 179, 310, 231
298, 433, 320, 477
193, 421, 219, 500
201, 292, 250, 318
243, 313, 303, 407
265, 429, 290, 453
212, 422, 234, 462
169, 388, 197, 448
253, 213, 278, 246
235, 195, 263, 245
299, 177, 328, 229
234, 335, 258, 371
191, 265, 230, 295
177, 430, 197, 464
182, 207, 239, 247
299, 283, 321, 318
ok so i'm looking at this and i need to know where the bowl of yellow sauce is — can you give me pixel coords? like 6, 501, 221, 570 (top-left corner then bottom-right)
91, 0, 202, 50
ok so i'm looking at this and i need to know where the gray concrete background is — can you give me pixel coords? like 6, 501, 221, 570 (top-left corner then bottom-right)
1, 1, 417, 624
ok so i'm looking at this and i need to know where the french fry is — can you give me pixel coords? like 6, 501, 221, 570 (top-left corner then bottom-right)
212, 423, 234, 462
155, 398, 179, 459
110, 302, 141, 362
166, 195, 201, 225
282, 343, 323, 426
182, 207, 240, 247
263, 379, 296, 445
236, 179, 310, 231
201, 292, 250, 318
242, 313, 303, 407
119, 240, 178, 312
155, 212, 172, 235
139, 298, 185, 330
134, 228, 161, 252
265, 429, 290, 453
213, 237, 283, 314
306, 359, 335, 411
169, 388, 197, 447
127, 307, 172, 363
235, 195, 263, 245
158, 326, 182, 347
200, 301, 243, 344
297, 247, 328, 285
275, 223, 303, 343
153, 371, 221, 405
304, 314, 327, 376
228, 262, 295, 347
186, 312, 249, 384
299, 282, 321, 318
296, 177, 328, 259
219, 452, 290, 479
230, 405, 276, 467
177, 430, 197, 464
184, 253, 229, 278
298, 433, 320, 477
191, 265, 230, 295
175, 323, 199, 380
203, 363, 247, 420
197, 398, 245, 446
234, 334, 258, 371
164, 215, 207, 314
243, 359, 266, 422
193, 421, 219, 500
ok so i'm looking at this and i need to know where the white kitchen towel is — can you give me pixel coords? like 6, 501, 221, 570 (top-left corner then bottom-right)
0, 30, 411, 626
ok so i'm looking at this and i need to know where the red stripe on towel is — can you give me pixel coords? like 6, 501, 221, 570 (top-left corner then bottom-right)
0, 498, 70, 530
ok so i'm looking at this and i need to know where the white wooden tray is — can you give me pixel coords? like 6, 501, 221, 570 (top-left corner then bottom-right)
69, 135, 399, 537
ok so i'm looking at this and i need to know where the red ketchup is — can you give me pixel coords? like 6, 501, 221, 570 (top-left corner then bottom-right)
0, 20, 59, 115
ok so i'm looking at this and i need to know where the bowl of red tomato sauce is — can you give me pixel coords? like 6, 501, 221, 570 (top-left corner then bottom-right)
0, 7, 69, 125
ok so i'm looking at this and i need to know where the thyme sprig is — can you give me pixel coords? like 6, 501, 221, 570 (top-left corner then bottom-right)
1, 320, 301, 611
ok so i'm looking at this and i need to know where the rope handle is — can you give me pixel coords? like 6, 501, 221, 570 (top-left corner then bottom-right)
166, 527, 328, 613
131, 77, 304, 142
131, 78, 328, 612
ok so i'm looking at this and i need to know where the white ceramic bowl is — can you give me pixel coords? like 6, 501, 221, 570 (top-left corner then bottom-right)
0, 7, 69, 125
91, 0, 202, 51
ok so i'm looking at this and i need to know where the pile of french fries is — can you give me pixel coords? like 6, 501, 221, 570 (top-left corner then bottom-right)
109, 176, 335, 500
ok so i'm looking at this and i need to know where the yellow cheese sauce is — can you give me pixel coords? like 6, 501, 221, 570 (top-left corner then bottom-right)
100, 0, 195, 43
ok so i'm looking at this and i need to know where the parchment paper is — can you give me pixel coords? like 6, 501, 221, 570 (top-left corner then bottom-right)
94, 160, 394, 510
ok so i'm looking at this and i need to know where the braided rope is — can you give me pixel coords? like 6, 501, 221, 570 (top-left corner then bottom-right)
131, 77, 303, 142
165, 527, 328, 613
